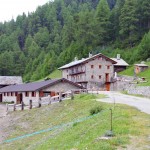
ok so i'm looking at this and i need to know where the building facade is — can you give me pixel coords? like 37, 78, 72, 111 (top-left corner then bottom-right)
0, 78, 83, 104
59, 53, 117, 90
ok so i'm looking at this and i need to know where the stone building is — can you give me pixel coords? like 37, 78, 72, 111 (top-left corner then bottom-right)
59, 53, 117, 90
111, 54, 129, 72
0, 76, 23, 89
0, 78, 83, 104
134, 63, 149, 74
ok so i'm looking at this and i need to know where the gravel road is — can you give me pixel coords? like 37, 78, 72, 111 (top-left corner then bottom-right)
97, 91, 150, 115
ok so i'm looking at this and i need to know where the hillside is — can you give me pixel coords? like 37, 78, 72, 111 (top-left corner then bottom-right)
1, 94, 150, 149
119, 61, 150, 86
0, 0, 149, 81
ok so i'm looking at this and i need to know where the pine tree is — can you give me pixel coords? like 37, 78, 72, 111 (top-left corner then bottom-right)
95, 0, 111, 45
119, 0, 139, 47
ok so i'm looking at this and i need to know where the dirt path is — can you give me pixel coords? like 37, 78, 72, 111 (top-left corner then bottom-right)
97, 91, 150, 115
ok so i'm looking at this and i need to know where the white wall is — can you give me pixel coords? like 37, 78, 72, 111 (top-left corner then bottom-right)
2, 91, 40, 105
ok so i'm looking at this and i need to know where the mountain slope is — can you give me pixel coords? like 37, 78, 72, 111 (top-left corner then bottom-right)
0, 0, 149, 81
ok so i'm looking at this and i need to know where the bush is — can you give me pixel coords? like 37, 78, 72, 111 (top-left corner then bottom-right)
90, 106, 103, 115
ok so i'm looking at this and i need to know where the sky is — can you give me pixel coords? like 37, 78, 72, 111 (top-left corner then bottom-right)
0, 0, 50, 22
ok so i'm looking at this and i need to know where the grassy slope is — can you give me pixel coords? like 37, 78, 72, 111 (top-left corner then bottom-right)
1, 94, 150, 150
119, 62, 150, 86
42, 69, 62, 80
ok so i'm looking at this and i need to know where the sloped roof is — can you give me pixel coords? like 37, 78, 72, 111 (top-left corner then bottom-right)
59, 53, 117, 69
134, 64, 148, 67
0, 78, 83, 93
111, 58, 129, 66
0, 76, 23, 85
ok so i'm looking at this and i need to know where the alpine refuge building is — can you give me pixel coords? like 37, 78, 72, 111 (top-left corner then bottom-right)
0, 78, 83, 104
0, 76, 23, 89
59, 53, 117, 90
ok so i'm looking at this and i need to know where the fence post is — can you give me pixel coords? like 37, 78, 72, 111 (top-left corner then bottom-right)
6, 103, 8, 113
13, 104, 16, 111
48, 96, 51, 105
21, 101, 24, 110
71, 90, 74, 100
59, 92, 62, 102
29, 100, 32, 109
38, 98, 41, 107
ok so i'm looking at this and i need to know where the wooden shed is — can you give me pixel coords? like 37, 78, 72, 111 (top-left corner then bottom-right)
134, 64, 149, 74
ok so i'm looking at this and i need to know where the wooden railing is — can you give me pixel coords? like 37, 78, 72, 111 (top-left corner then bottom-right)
6, 89, 88, 112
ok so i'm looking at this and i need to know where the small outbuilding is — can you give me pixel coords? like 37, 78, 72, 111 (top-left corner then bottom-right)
134, 63, 149, 74
0, 78, 83, 104
111, 54, 129, 73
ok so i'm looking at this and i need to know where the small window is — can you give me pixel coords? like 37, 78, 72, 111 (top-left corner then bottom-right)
32, 92, 36, 97
7, 92, 9, 96
11, 92, 13, 96
25, 92, 29, 97
99, 75, 101, 79
91, 65, 94, 68
91, 75, 94, 79
99, 65, 101, 69
15, 92, 18, 96
107, 66, 110, 69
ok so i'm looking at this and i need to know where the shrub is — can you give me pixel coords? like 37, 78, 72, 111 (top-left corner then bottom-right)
90, 106, 103, 115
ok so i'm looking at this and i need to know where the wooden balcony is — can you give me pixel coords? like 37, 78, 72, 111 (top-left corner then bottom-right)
69, 70, 85, 75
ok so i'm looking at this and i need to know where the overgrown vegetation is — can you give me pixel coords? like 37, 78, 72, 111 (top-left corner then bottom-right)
90, 106, 103, 115
0, 94, 150, 150
0, 0, 149, 81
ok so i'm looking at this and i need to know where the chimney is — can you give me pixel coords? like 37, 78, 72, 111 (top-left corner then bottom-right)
117, 54, 120, 60
89, 52, 92, 58
74, 56, 78, 61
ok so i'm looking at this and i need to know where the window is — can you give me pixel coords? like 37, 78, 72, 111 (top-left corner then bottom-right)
99, 75, 101, 79
7, 92, 9, 96
67, 75, 68, 79
15, 92, 18, 96
4, 93, 6, 96
25, 92, 29, 97
11, 92, 13, 96
91, 65, 94, 68
107, 66, 110, 69
91, 75, 94, 79
32, 92, 36, 97
99, 65, 101, 69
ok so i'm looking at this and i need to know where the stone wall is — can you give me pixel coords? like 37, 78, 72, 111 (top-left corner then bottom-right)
112, 80, 150, 98
127, 86, 150, 98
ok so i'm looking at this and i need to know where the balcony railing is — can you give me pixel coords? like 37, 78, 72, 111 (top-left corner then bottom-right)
71, 78, 87, 83
69, 70, 85, 75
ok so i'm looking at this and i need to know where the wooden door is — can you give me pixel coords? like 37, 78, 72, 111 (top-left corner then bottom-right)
105, 83, 110, 91
16, 93, 23, 104
0, 94, 2, 102
105, 73, 109, 82
50, 91, 55, 97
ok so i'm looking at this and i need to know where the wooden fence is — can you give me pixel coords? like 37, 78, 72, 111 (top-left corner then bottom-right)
6, 89, 88, 112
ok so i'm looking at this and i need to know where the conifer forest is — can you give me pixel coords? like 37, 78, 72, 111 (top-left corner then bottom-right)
0, 0, 149, 81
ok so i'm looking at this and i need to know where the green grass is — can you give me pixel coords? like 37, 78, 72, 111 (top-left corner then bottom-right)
0, 94, 150, 150
119, 66, 134, 76
47, 69, 62, 79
